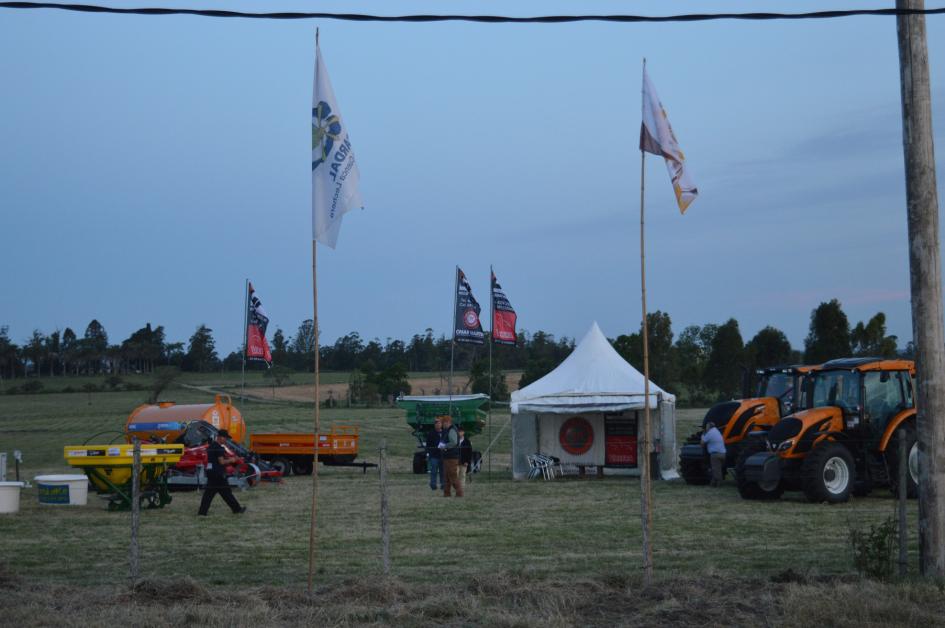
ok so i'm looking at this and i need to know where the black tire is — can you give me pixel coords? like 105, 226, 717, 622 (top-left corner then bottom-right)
887, 424, 918, 499
724, 441, 743, 480
412, 451, 428, 475
270, 457, 292, 477
679, 430, 711, 485
292, 458, 314, 476
735, 438, 784, 500
801, 441, 854, 504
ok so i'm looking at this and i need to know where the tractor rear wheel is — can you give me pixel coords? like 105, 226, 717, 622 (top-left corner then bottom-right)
735, 439, 784, 500
887, 424, 918, 499
802, 441, 854, 504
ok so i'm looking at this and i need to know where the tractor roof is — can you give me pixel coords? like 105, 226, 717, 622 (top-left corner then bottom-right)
820, 357, 915, 373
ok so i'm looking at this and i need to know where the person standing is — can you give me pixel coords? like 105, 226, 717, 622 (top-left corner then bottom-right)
198, 429, 246, 515
457, 427, 472, 492
701, 421, 727, 488
426, 419, 445, 492
440, 416, 463, 497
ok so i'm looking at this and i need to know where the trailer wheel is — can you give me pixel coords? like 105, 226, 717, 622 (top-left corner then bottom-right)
802, 441, 854, 503
270, 457, 292, 477
293, 459, 314, 476
887, 424, 918, 499
735, 439, 784, 500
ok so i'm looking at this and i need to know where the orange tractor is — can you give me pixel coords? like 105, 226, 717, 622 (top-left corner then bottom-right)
679, 365, 814, 485
736, 358, 917, 503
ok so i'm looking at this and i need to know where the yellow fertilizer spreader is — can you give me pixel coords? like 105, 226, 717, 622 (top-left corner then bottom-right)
64, 444, 184, 511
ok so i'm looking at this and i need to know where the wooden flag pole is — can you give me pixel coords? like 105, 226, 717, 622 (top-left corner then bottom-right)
639, 58, 655, 586
307, 27, 321, 595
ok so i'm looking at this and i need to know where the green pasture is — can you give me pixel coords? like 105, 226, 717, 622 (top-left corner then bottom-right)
0, 379, 921, 590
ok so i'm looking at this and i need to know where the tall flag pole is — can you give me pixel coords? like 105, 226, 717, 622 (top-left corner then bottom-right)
451, 267, 484, 415
308, 28, 363, 594
637, 60, 698, 585
489, 268, 518, 479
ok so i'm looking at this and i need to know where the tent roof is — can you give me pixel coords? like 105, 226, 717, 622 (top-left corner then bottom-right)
510, 321, 675, 414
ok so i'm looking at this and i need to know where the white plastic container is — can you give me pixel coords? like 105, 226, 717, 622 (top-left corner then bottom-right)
0, 481, 26, 513
35, 474, 89, 506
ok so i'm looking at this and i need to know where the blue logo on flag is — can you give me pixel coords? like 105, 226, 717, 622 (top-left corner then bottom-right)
312, 101, 342, 171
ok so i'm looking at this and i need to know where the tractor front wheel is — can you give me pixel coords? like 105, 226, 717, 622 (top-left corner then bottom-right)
802, 441, 854, 504
887, 424, 918, 499
735, 439, 784, 500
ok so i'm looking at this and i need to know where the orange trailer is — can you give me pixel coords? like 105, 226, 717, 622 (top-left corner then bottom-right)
249, 425, 360, 476
126, 395, 246, 444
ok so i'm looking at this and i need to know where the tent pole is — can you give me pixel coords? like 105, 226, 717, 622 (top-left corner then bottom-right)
639, 141, 655, 582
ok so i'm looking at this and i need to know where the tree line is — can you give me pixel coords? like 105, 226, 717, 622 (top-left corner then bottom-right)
0, 298, 906, 405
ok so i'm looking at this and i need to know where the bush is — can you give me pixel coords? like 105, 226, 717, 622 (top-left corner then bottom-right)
5, 385, 20, 395
62, 386, 77, 394
105, 375, 123, 390
849, 516, 897, 580
20, 380, 44, 394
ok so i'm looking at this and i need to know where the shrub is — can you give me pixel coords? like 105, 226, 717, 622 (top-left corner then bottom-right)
21, 380, 44, 394
849, 516, 897, 580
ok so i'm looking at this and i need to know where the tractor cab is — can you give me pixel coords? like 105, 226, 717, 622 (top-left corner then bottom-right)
737, 358, 917, 503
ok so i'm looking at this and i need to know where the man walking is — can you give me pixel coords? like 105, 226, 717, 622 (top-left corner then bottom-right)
440, 416, 463, 497
701, 421, 726, 488
426, 419, 444, 492
198, 429, 246, 515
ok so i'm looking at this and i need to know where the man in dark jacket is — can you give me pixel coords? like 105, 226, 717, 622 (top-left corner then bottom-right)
425, 419, 444, 491
197, 429, 246, 515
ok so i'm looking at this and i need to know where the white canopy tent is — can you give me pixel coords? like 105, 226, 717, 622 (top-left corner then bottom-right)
510, 322, 677, 480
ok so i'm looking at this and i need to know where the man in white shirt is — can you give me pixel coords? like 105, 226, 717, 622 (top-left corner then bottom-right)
701, 421, 727, 488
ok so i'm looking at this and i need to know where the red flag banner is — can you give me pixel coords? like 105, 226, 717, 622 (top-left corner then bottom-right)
491, 270, 517, 346
246, 282, 272, 365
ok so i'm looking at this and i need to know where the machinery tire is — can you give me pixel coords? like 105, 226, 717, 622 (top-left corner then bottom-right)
679, 430, 711, 485
887, 424, 918, 499
735, 439, 784, 501
413, 451, 428, 475
724, 441, 743, 480
270, 457, 292, 477
801, 441, 854, 504
292, 458, 314, 476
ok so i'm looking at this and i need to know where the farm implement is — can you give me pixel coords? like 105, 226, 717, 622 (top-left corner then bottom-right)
250, 425, 375, 475
396, 394, 487, 474
64, 443, 183, 511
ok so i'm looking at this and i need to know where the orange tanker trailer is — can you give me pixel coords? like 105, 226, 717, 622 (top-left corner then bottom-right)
125, 394, 246, 444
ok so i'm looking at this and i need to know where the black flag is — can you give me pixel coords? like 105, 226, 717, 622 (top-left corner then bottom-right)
454, 267, 484, 345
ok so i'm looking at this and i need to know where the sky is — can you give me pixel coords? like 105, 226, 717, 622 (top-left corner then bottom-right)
2, 1, 944, 357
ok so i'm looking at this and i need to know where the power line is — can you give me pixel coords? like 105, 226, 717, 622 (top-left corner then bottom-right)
0, 3, 944, 23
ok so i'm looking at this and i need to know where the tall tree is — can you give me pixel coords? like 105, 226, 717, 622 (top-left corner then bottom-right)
804, 299, 852, 363
0, 326, 21, 380
705, 318, 745, 400
291, 319, 316, 371
83, 319, 108, 374
612, 311, 676, 389
184, 325, 218, 372
271, 328, 288, 365
851, 312, 898, 357
23, 330, 46, 376
45, 330, 61, 376
61, 327, 77, 375
746, 326, 793, 370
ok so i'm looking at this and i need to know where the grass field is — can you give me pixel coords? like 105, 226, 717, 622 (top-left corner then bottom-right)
0, 376, 938, 626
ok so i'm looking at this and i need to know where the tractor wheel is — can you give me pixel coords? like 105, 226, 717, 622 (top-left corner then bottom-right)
269, 457, 292, 477
724, 441, 743, 480
887, 424, 918, 499
801, 441, 854, 504
735, 439, 784, 500
292, 458, 314, 476
679, 430, 711, 485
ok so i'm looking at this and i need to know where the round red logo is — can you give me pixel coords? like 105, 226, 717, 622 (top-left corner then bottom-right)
463, 309, 480, 329
559, 417, 594, 455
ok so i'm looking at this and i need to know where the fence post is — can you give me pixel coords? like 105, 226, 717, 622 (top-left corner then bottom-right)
380, 439, 390, 576
130, 437, 141, 584
899, 431, 909, 576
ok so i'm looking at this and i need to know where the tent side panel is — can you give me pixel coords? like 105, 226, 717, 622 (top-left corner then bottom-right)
511, 412, 538, 480
658, 398, 678, 479
538, 413, 605, 466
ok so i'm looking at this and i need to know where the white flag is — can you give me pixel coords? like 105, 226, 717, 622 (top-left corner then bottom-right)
312, 41, 363, 248
640, 68, 698, 214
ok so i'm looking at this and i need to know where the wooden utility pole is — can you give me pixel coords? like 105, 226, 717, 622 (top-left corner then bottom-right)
379, 439, 391, 576
130, 438, 141, 584
896, 0, 945, 578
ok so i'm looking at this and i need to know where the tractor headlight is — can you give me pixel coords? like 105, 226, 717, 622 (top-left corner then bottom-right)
776, 439, 794, 453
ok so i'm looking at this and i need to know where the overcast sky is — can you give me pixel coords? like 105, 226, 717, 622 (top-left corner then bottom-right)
2, 1, 944, 356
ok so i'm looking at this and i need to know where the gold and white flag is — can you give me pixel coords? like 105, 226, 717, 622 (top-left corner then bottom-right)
640, 68, 698, 214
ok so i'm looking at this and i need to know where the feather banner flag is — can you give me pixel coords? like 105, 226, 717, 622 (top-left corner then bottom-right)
639, 68, 698, 213
246, 282, 272, 365
312, 40, 363, 248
